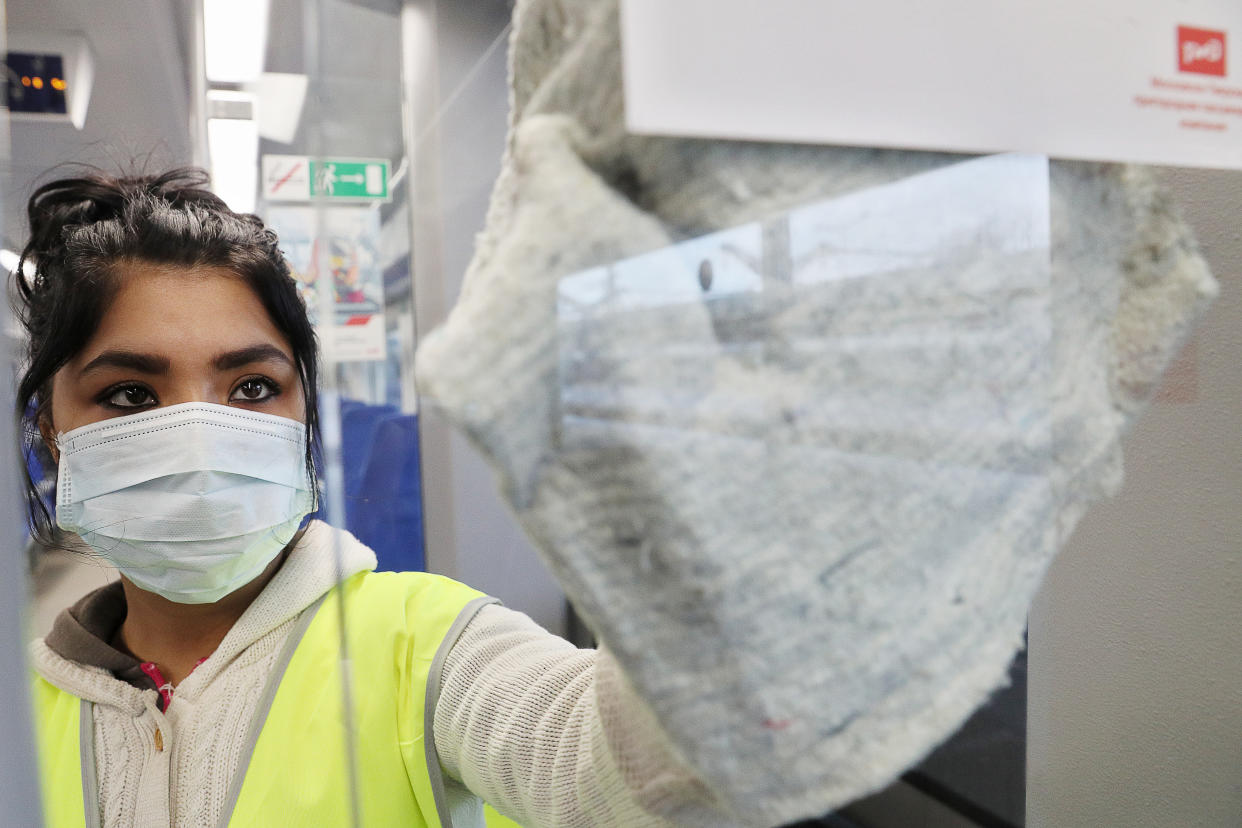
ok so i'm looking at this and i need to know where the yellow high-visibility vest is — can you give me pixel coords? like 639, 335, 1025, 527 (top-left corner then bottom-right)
33, 570, 509, 827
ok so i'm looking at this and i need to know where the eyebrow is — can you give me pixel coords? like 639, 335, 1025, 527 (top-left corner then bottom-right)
79, 350, 171, 377
78, 344, 295, 378
212, 344, 296, 372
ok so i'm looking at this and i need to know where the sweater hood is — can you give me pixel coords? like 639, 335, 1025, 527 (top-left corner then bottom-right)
31, 520, 377, 710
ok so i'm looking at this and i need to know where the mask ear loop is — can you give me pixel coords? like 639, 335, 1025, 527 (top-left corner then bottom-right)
39, 417, 60, 465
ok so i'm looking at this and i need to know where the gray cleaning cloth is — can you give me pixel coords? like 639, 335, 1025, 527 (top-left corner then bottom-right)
414, 0, 1219, 824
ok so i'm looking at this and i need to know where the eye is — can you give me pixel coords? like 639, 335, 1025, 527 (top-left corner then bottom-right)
231, 377, 278, 403
101, 384, 157, 410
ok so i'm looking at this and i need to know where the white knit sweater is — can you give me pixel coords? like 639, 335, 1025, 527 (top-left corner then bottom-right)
31, 522, 736, 828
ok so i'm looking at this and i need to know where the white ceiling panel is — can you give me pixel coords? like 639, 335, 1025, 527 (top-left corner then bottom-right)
4, 0, 193, 246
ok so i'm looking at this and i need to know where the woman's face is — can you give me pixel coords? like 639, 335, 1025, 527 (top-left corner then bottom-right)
46, 260, 305, 442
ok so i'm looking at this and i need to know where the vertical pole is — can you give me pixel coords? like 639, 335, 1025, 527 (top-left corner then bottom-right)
0, 365, 45, 818
301, 2, 362, 825
0, 0, 48, 818
188, 0, 211, 169
400, 0, 461, 580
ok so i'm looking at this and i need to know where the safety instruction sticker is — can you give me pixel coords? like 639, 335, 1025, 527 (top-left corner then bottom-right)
621, 0, 1242, 169
262, 155, 390, 202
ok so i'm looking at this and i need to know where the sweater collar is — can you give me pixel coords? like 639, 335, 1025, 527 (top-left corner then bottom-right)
32, 520, 377, 708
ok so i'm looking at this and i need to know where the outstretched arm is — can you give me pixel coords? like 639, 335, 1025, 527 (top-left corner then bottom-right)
432, 604, 742, 828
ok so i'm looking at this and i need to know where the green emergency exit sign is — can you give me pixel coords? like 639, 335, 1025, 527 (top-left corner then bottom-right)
310, 159, 388, 199
262, 155, 391, 202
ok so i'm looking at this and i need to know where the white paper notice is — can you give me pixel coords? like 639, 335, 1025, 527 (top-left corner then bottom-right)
620, 0, 1242, 170
264, 206, 388, 362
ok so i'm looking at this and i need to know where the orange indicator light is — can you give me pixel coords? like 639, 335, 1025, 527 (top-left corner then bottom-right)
31, 77, 44, 89
20, 76, 30, 87
51, 78, 66, 91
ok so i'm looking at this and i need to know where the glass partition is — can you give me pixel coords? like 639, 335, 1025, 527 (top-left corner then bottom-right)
4, 2, 1240, 827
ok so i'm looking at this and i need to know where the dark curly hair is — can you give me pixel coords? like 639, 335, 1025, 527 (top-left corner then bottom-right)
12, 166, 320, 545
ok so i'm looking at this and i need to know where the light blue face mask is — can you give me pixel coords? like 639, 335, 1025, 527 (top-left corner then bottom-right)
56, 402, 315, 604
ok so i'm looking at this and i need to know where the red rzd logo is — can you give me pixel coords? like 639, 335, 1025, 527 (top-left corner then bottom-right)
1178, 26, 1227, 77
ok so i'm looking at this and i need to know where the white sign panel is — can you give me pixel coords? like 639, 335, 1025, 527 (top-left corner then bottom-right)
262, 154, 311, 201
621, 0, 1242, 169
261, 155, 391, 202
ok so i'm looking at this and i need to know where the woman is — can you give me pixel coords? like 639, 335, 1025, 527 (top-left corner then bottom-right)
18, 169, 729, 828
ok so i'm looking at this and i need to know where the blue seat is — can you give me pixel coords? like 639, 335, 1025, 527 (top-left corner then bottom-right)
349, 414, 425, 572
307, 401, 423, 570
341, 404, 397, 493
309, 399, 393, 525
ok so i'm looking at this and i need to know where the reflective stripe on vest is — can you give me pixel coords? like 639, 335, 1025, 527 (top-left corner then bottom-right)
34, 570, 496, 828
